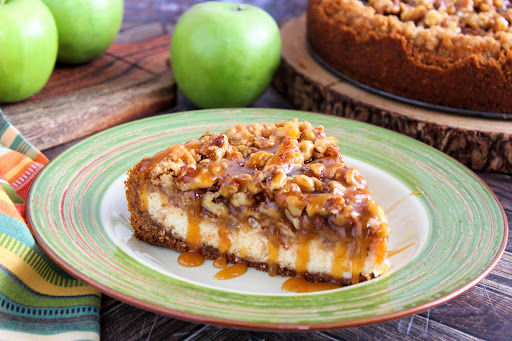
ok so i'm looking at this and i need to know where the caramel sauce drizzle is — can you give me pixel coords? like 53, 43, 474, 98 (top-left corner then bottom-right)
186, 206, 202, 251
388, 242, 416, 257
214, 263, 248, 280
217, 225, 232, 254
331, 241, 349, 280
374, 237, 388, 265
295, 236, 311, 275
215, 225, 232, 270
180, 166, 217, 188
305, 194, 333, 216
178, 251, 205, 267
139, 182, 148, 212
213, 257, 228, 269
351, 236, 370, 285
175, 205, 205, 268
282, 277, 341, 293
385, 190, 423, 215
139, 146, 176, 173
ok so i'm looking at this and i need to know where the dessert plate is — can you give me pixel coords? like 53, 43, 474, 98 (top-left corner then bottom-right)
27, 109, 507, 329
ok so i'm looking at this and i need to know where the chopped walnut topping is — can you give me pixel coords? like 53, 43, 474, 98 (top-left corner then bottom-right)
140, 119, 388, 239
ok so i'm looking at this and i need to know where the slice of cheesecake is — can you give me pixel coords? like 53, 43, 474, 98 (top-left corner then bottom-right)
125, 119, 389, 285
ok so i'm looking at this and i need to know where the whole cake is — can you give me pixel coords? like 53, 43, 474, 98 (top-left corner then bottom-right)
125, 119, 389, 285
307, 0, 512, 112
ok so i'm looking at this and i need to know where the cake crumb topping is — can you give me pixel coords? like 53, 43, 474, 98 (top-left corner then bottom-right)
139, 119, 388, 239
320, 0, 512, 60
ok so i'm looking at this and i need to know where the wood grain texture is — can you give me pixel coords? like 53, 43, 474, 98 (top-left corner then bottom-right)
2, 34, 176, 151
273, 15, 512, 174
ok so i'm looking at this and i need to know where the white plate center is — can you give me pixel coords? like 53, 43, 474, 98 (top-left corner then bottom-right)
101, 157, 429, 295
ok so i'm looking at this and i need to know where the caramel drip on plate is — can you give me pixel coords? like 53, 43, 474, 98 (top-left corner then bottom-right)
282, 277, 341, 293
186, 206, 202, 250
178, 251, 205, 267
213, 257, 228, 269
331, 240, 349, 280
385, 190, 423, 214
388, 242, 416, 257
267, 227, 280, 277
214, 263, 248, 280
295, 235, 311, 275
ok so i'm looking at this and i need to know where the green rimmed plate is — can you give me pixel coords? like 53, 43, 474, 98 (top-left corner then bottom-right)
27, 109, 507, 330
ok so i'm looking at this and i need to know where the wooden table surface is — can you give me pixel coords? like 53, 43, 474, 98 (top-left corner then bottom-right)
41, 1, 512, 340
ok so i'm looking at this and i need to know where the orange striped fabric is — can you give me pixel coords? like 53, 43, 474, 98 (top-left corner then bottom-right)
0, 109, 100, 339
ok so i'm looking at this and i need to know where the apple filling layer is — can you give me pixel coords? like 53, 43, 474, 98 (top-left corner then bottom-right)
126, 119, 389, 285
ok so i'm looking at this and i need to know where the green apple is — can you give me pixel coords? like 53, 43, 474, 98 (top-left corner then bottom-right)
171, 1, 282, 108
0, 0, 58, 103
42, 0, 123, 64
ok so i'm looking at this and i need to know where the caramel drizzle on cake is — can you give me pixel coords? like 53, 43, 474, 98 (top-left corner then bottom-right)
126, 119, 389, 285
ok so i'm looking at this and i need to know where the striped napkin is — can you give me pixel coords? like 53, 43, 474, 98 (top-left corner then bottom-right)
0, 110, 100, 340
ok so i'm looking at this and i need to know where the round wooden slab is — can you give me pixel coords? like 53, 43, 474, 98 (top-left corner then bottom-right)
273, 14, 512, 174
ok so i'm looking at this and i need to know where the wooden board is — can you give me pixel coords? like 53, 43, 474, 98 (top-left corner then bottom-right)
273, 15, 512, 174
2, 34, 176, 151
